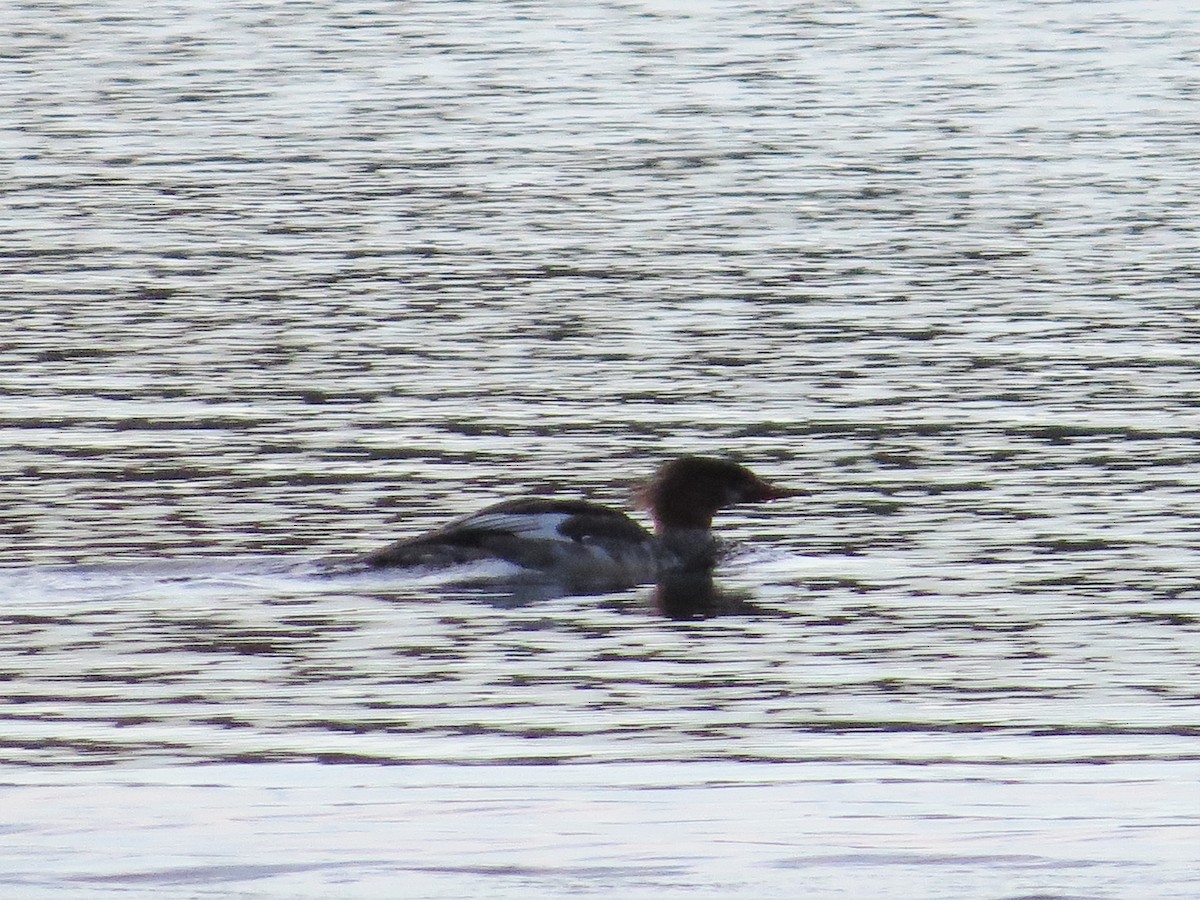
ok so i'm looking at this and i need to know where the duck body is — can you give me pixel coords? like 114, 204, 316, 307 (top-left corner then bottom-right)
363, 497, 667, 587
360, 456, 800, 591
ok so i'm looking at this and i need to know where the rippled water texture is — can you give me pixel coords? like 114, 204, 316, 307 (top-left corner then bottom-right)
2, 0, 1199, 896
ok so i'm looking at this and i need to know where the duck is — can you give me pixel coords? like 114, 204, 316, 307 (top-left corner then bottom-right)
360, 456, 801, 591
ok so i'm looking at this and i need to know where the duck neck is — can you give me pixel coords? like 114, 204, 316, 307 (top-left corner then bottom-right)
656, 526, 719, 572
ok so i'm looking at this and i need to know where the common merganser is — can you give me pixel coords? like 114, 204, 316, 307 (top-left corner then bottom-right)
361, 456, 802, 590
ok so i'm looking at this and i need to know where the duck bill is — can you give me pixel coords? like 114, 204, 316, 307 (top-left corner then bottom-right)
747, 478, 807, 502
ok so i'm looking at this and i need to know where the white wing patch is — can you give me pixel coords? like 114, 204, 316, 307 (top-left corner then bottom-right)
452, 511, 575, 542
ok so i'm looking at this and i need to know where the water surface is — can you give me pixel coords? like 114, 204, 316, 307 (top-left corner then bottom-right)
2, 0, 1199, 896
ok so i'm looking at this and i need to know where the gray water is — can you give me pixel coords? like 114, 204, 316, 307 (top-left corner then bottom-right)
2, 1, 1199, 896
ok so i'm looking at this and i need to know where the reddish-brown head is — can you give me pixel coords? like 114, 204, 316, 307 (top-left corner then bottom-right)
633, 456, 804, 531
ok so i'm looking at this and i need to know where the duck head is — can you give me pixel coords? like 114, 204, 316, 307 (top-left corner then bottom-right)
634, 455, 804, 531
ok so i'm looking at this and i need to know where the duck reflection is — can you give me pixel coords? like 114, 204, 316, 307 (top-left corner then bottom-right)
364, 570, 781, 618
650, 572, 778, 619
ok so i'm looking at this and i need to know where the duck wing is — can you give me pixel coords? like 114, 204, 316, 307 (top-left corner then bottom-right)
364, 497, 652, 569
